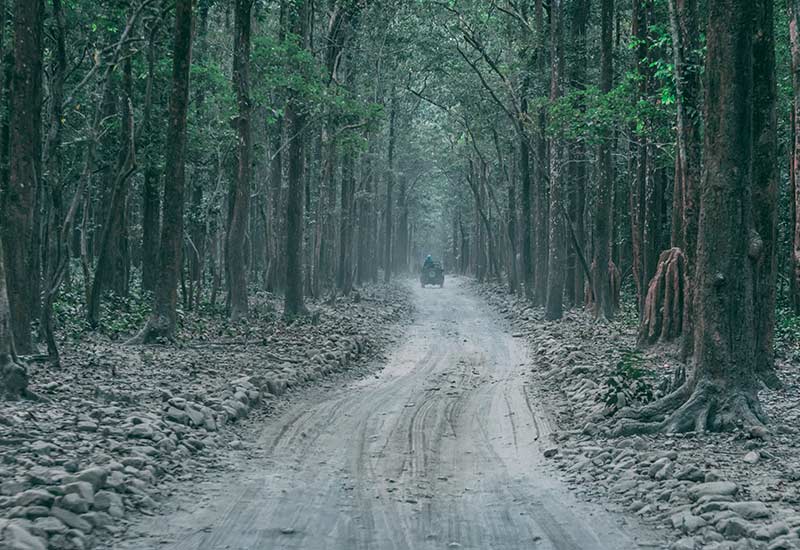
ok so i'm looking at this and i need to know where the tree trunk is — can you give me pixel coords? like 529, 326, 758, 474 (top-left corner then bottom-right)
545, 0, 565, 321
0, 235, 28, 398
283, 0, 309, 318
593, 0, 615, 320
141, 15, 163, 294
789, 0, 800, 313
519, 111, 533, 300
131, 0, 194, 343
616, 0, 768, 434
227, 0, 252, 320
88, 57, 136, 328
751, 0, 779, 388
383, 91, 396, 284
3, 0, 44, 354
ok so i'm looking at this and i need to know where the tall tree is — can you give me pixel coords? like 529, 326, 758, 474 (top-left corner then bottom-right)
283, 0, 309, 318
789, 0, 800, 313
593, 0, 615, 320
0, 235, 27, 397
544, 0, 565, 320
2, 0, 45, 354
617, 0, 769, 433
751, 0, 778, 388
227, 0, 253, 320
131, 0, 194, 342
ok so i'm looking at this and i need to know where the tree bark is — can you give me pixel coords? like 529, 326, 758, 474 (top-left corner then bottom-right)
593, 0, 615, 320
2, 0, 44, 354
383, 91, 397, 284
88, 57, 136, 328
227, 0, 253, 320
751, 0, 779, 388
131, 0, 194, 343
616, 0, 768, 434
283, 0, 309, 318
544, 0, 565, 321
789, 0, 800, 313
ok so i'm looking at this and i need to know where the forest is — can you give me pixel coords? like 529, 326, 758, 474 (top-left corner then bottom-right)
0, 0, 798, 548
0, 0, 793, 434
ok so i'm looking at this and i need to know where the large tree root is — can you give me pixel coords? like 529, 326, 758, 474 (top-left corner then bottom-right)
612, 379, 765, 436
126, 314, 174, 345
0, 354, 34, 400
638, 248, 687, 345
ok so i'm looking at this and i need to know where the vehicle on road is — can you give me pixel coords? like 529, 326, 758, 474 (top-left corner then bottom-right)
420, 261, 444, 288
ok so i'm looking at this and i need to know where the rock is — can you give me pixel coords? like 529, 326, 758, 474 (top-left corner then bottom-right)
649, 457, 672, 478
63, 482, 94, 506
688, 481, 739, 501
0, 520, 47, 550
676, 465, 706, 483
543, 447, 558, 458
671, 537, 700, 550
1, 481, 29, 496
49, 507, 92, 533
81, 512, 112, 530
754, 522, 790, 541
14, 490, 54, 508
727, 501, 770, 520
165, 407, 189, 425
93, 491, 123, 513
767, 536, 799, 550
184, 406, 204, 427
127, 423, 155, 439
76, 421, 98, 433
717, 517, 753, 540
77, 467, 108, 492
32, 516, 68, 536
671, 510, 708, 534
743, 451, 760, 464
59, 493, 90, 514
582, 422, 599, 436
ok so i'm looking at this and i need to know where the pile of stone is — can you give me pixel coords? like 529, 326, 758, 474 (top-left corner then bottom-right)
0, 285, 413, 549
475, 281, 800, 550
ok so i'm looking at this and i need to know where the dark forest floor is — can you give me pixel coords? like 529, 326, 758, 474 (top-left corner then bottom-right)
476, 281, 800, 550
0, 284, 413, 550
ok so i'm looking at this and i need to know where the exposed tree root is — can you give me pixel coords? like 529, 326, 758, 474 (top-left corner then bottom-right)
0, 354, 33, 400
757, 366, 782, 391
586, 259, 621, 319
612, 379, 765, 436
638, 247, 688, 346
126, 314, 175, 345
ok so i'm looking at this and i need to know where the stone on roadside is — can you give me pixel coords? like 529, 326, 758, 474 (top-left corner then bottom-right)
0, 519, 47, 550
676, 465, 706, 483
32, 516, 67, 536
77, 467, 108, 492
59, 492, 90, 514
727, 501, 770, 520
64, 482, 94, 506
543, 447, 558, 458
671, 510, 708, 534
688, 481, 739, 501
743, 451, 760, 464
671, 537, 700, 550
49, 507, 92, 533
14, 490, 54, 508
717, 516, 754, 540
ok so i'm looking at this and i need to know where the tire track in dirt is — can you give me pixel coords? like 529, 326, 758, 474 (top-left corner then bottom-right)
115, 278, 647, 550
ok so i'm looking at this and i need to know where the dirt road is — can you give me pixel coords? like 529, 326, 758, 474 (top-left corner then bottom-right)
117, 279, 646, 550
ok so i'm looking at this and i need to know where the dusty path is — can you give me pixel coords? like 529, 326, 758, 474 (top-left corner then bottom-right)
116, 279, 646, 550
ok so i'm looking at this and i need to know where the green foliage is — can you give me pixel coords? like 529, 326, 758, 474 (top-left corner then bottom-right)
600, 349, 656, 411
775, 307, 800, 358
53, 281, 153, 341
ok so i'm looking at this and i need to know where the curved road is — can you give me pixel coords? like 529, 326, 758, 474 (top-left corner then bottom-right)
117, 279, 644, 550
